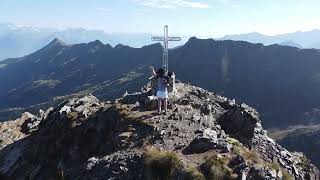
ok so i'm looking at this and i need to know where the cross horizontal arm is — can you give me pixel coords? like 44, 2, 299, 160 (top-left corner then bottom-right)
151, 36, 165, 41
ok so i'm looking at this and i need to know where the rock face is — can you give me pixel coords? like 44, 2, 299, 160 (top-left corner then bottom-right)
0, 83, 318, 180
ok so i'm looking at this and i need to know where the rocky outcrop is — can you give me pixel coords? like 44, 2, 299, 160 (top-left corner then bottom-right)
218, 103, 261, 146
0, 83, 318, 180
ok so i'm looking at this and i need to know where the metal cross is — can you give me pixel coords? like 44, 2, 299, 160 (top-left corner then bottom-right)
152, 25, 181, 74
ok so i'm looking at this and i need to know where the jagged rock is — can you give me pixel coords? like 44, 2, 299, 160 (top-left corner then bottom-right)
142, 95, 158, 110
20, 112, 40, 134
0, 82, 318, 180
183, 128, 218, 154
233, 162, 248, 174
122, 91, 129, 97
218, 105, 260, 146
229, 155, 245, 167
40, 107, 54, 120
247, 164, 265, 180
170, 112, 180, 120
87, 157, 100, 170
218, 140, 232, 153
192, 114, 201, 122
200, 103, 212, 115
200, 115, 215, 128
229, 99, 236, 106
59, 105, 71, 114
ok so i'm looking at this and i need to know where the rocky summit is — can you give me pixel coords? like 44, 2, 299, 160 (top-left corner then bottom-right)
0, 83, 319, 180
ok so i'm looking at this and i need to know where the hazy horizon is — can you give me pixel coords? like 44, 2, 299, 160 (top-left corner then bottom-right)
2, 21, 320, 39
1, 0, 320, 37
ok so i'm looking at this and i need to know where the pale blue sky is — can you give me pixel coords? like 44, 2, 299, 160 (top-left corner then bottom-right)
1, 0, 320, 37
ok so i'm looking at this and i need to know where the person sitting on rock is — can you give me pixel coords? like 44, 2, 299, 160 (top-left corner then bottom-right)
150, 66, 169, 114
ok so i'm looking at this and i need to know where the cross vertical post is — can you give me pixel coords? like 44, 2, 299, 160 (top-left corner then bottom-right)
152, 25, 181, 74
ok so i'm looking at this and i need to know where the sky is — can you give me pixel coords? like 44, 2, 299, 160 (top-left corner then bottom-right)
1, 0, 320, 37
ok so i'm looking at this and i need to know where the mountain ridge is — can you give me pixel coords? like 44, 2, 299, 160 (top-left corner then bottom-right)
0, 22, 187, 61
0, 82, 318, 179
220, 29, 320, 49
2, 37, 320, 128
3, 22, 320, 61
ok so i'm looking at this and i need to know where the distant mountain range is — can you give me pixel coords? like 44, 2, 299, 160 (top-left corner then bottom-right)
219, 30, 320, 49
2, 22, 320, 61
0, 23, 187, 61
1, 37, 320, 130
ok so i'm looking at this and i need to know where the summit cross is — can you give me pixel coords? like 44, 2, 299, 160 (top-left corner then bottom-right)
152, 25, 181, 74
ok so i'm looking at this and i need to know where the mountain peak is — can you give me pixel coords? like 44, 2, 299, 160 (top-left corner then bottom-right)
184, 36, 200, 46
49, 38, 66, 46
184, 36, 215, 47
88, 40, 104, 47
40, 38, 67, 51
115, 44, 129, 49
0, 82, 318, 179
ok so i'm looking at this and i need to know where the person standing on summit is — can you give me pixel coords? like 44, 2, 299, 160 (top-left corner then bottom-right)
150, 66, 169, 114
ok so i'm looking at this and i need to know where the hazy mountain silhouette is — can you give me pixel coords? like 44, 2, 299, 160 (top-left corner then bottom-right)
0, 23, 187, 61
221, 30, 320, 49
3, 22, 320, 61
1, 37, 320, 130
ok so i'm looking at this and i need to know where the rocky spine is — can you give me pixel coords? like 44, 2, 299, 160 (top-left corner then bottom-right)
0, 83, 318, 180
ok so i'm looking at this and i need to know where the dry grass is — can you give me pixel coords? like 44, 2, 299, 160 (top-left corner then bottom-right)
67, 112, 78, 121
183, 167, 205, 180
269, 162, 280, 172
143, 147, 182, 180
282, 170, 293, 180
297, 155, 312, 171
200, 155, 233, 180
226, 137, 242, 155
243, 149, 260, 163
226, 137, 262, 165
115, 104, 131, 119
232, 146, 241, 155
226, 137, 241, 147
115, 104, 154, 129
